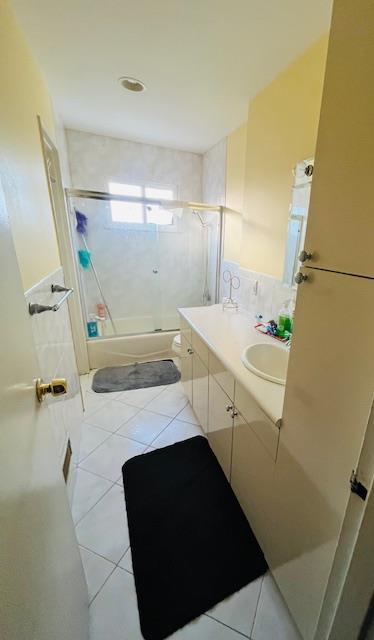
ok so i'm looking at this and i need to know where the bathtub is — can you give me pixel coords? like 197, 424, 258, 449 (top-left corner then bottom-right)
87, 317, 179, 369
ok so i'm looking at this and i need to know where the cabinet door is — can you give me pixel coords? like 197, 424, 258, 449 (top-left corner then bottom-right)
180, 333, 192, 404
302, 0, 374, 277
270, 267, 374, 640
208, 374, 234, 480
192, 352, 208, 433
234, 381, 279, 461
231, 411, 275, 558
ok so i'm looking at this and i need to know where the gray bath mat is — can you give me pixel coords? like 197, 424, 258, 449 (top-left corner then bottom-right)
92, 359, 181, 393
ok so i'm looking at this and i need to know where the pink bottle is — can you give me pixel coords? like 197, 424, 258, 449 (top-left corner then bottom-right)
96, 303, 106, 319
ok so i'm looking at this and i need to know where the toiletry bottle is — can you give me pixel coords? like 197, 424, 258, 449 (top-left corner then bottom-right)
277, 302, 291, 338
87, 314, 98, 338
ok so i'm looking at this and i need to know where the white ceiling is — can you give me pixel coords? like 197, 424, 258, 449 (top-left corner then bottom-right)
12, 0, 332, 153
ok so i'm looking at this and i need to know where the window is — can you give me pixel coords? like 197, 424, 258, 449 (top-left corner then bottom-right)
109, 182, 175, 226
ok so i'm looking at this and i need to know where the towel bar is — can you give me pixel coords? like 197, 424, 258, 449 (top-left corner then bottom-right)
28, 285, 74, 315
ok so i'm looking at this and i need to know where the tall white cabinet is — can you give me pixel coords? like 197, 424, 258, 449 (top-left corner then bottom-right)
274, 1, 374, 637
301, 0, 374, 278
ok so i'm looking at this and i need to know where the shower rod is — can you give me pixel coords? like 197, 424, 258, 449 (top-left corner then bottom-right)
65, 188, 222, 212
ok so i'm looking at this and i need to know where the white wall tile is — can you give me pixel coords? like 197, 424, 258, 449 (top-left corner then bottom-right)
66, 129, 222, 327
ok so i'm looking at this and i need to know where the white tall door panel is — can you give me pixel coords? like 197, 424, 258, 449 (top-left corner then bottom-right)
269, 267, 374, 640
302, 0, 374, 278
0, 184, 88, 639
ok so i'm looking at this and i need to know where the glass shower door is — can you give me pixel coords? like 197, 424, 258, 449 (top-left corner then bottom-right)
70, 195, 161, 337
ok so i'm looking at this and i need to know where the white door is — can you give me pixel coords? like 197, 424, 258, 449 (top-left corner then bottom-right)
0, 184, 89, 639
269, 267, 374, 640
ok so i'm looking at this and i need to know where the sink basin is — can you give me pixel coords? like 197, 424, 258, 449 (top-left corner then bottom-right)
241, 342, 289, 385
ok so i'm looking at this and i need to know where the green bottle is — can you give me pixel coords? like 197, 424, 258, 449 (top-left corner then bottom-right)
277, 302, 292, 338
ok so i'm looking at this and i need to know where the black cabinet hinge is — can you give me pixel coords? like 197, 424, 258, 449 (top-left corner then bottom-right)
350, 470, 368, 501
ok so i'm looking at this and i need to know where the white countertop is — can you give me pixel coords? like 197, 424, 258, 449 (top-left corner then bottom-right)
179, 304, 286, 425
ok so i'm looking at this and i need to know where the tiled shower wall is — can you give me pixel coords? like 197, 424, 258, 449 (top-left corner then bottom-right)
202, 137, 227, 301
25, 267, 83, 501
65, 129, 221, 329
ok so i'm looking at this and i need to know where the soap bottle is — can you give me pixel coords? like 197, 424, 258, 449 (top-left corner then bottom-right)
277, 301, 292, 338
87, 314, 98, 338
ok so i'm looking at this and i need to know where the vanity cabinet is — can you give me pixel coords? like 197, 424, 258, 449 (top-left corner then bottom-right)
207, 374, 234, 480
235, 381, 279, 461
192, 352, 208, 433
231, 411, 276, 558
180, 332, 192, 405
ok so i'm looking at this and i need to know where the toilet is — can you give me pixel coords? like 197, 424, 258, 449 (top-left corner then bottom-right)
172, 333, 181, 356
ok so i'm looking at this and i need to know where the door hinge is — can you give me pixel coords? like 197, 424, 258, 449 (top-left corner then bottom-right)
350, 470, 368, 501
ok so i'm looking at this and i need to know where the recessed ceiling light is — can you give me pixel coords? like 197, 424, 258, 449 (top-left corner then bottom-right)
119, 76, 146, 93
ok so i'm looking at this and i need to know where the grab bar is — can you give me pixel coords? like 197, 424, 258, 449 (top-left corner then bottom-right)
29, 285, 74, 315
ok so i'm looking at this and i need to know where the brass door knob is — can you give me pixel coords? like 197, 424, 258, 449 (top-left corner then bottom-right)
36, 378, 68, 403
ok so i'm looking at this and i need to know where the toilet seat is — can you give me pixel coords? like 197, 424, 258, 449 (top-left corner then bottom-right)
172, 333, 181, 355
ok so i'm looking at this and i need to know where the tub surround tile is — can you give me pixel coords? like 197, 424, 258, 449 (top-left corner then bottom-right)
66, 129, 211, 326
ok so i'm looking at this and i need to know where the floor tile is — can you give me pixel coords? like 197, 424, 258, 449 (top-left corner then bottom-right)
207, 577, 263, 637
152, 418, 204, 449
177, 404, 200, 425
78, 422, 111, 463
80, 433, 146, 481
79, 546, 115, 604
252, 573, 301, 640
83, 392, 110, 418
170, 613, 245, 639
118, 547, 133, 573
87, 400, 139, 433
72, 468, 113, 524
76, 484, 129, 563
118, 385, 166, 408
89, 567, 143, 640
79, 373, 91, 395
117, 408, 172, 445
146, 387, 188, 418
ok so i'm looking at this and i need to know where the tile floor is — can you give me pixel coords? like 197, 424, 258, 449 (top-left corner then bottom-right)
74, 365, 301, 640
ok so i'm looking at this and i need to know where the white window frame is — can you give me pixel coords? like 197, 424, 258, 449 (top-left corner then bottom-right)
107, 181, 178, 231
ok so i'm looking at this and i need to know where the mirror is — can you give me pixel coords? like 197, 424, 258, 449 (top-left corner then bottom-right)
283, 157, 314, 286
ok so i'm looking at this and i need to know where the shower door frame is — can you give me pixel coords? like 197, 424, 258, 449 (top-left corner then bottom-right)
65, 187, 225, 342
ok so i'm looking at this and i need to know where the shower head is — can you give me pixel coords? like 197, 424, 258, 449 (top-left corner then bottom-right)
193, 209, 208, 227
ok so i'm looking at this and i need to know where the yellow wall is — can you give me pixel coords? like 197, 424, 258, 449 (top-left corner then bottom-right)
0, 0, 60, 291
224, 122, 247, 263
240, 35, 329, 277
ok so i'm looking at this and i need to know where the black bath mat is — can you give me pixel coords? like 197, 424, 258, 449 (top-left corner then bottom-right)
92, 359, 180, 393
122, 435, 267, 640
